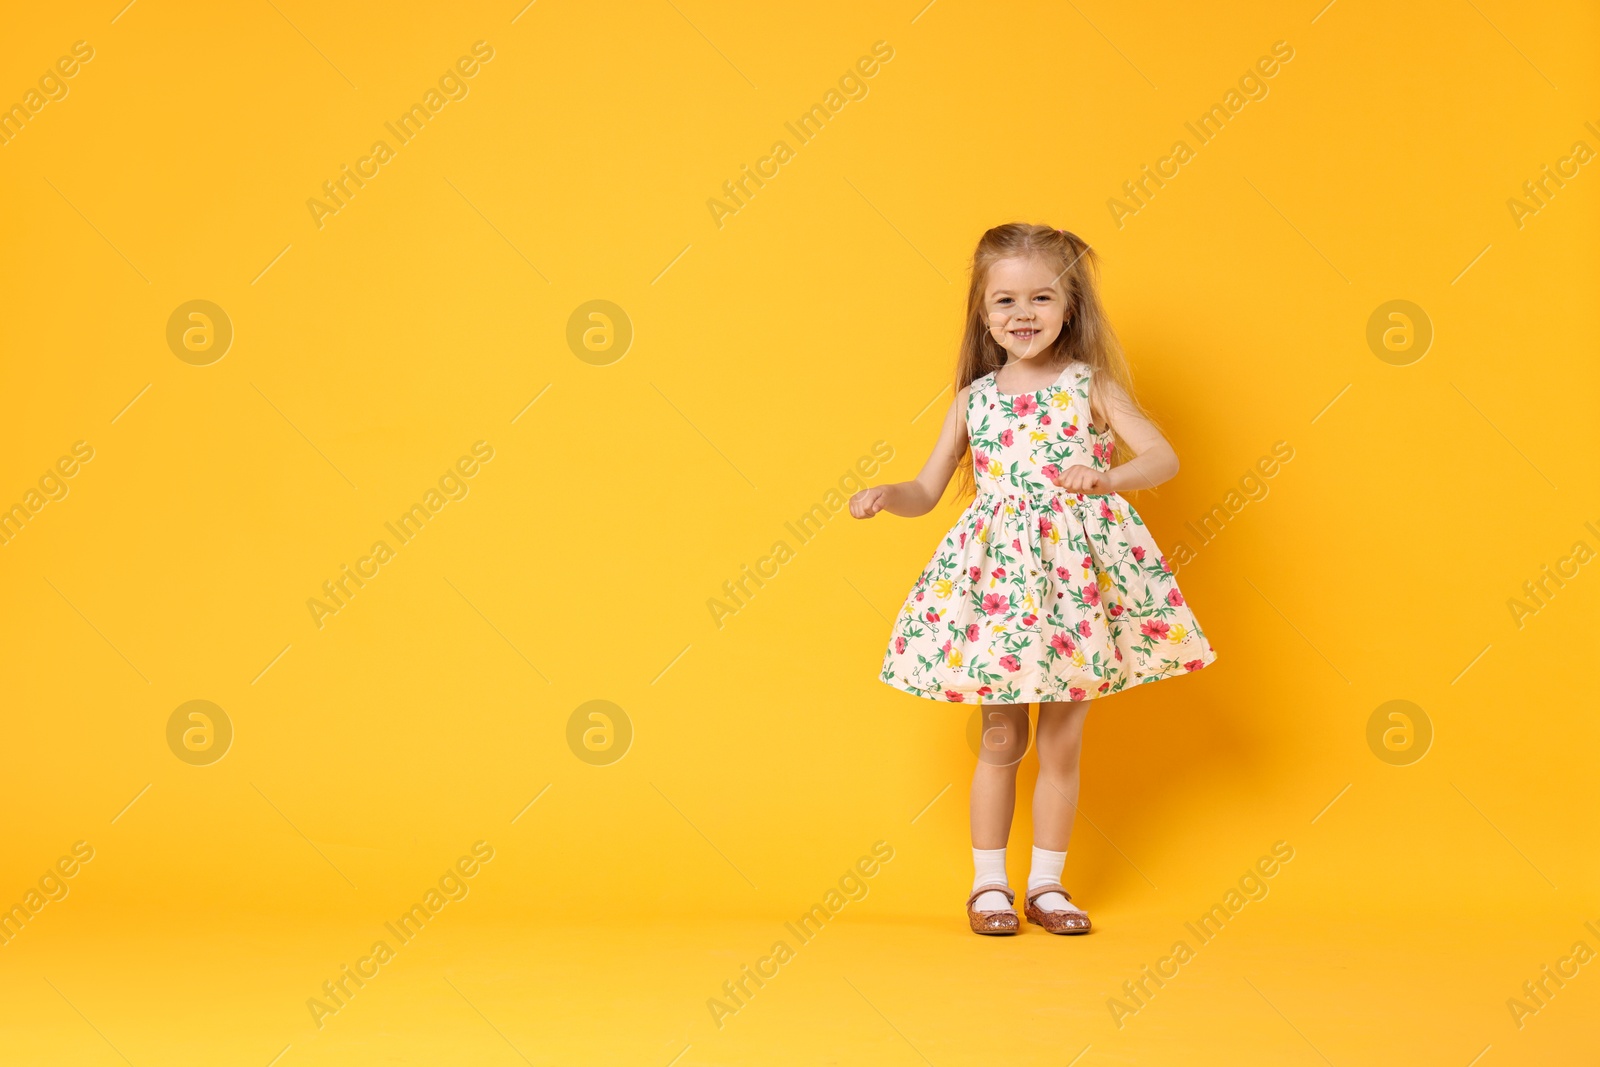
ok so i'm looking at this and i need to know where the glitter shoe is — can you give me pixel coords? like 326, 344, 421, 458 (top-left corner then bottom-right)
1024, 882, 1092, 934
966, 883, 1019, 935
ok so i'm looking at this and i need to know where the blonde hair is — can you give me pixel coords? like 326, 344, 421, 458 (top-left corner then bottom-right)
949, 223, 1162, 502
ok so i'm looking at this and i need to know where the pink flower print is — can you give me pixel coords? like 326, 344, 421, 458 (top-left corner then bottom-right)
1040, 463, 1061, 483
941, 639, 952, 655
1037, 516, 1053, 539
1080, 555, 1093, 571
1000, 429, 1014, 446
978, 685, 993, 697
973, 450, 989, 471
1098, 681, 1111, 693
1098, 501, 1115, 520
1049, 632, 1074, 655
999, 655, 1022, 672
959, 531, 967, 547
1132, 545, 1146, 561
1049, 496, 1063, 513
1082, 583, 1101, 606
944, 690, 965, 702
1113, 646, 1122, 661
894, 636, 906, 654
1040, 413, 1052, 425
1167, 588, 1185, 606
1107, 603, 1125, 618
1141, 619, 1171, 640
1093, 442, 1111, 463
982, 593, 1008, 616
1013, 395, 1039, 416
1184, 659, 1205, 671
992, 567, 1007, 580
1055, 566, 1070, 580
968, 565, 982, 582
1069, 686, 1087, 701
1077, 619, 1093, 637
966, 623, 981, 642
1160, 557, 1172, 573
1021, 613, 1037, 627
915, 591, 924, 601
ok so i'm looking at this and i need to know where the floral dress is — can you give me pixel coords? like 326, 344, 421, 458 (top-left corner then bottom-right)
880, 360, 1217, 705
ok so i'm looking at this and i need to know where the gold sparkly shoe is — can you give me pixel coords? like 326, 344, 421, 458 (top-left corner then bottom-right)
966, 883, 1019, 935
1024, 883, 1092, 934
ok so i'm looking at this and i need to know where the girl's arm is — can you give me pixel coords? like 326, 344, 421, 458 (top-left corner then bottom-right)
849, 385, 971, 519
1052, 376, 1180, 494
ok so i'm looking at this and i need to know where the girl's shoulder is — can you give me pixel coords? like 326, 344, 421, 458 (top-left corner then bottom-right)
960, 372, 993, 410
951, 375, 988, 434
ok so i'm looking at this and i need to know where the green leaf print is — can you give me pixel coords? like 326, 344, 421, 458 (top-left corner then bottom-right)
1132, 626, 1166, 656
1041, 440, 1082, 466
1140, 656, 1188, 681
1004, 460, 1050, 495
1086, 649, 1110, 679
1118, 584, 1161, 620
996, 630, 1033, 655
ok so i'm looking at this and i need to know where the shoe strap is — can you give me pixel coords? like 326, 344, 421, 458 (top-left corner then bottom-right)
1026, 882, 1071, 905
966, 883, 1015, 907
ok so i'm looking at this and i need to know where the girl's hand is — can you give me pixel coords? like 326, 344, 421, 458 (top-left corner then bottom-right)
1049, 463, 1111, 495
850, 485, 891, 518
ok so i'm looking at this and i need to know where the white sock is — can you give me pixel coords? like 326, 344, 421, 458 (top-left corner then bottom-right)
1028, 845, 1084, 913
972, 846, 1010, 911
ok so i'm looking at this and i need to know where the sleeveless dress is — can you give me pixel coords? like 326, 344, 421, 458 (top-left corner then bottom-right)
879, 360, 1217, 705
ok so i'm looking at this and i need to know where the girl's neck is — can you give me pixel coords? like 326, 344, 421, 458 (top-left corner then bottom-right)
996, 351, 1071, 388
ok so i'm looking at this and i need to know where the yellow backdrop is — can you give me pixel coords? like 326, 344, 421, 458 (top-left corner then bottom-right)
2, 1, 1596, 1063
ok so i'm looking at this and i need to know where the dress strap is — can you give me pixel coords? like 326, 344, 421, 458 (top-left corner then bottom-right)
964, 372, 993, 411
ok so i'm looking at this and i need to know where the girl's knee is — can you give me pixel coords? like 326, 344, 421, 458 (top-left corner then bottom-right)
1037, 736, 1082, 773
1035, 709, 1085, 771
974, 705, 1030, 765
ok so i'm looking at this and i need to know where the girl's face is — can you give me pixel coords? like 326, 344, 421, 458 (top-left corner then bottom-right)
983, 255, 1070, 362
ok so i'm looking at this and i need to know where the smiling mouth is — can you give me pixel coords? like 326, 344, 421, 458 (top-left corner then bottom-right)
1010, 328, 1038, 339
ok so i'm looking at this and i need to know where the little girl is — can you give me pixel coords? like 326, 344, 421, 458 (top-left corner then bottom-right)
850, 223, 1216, 936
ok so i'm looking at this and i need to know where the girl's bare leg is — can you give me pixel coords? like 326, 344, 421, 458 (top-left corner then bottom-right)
1032, 699, 1089, 849
1024, 699, 1091, 918
970, 702, 1031, 849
